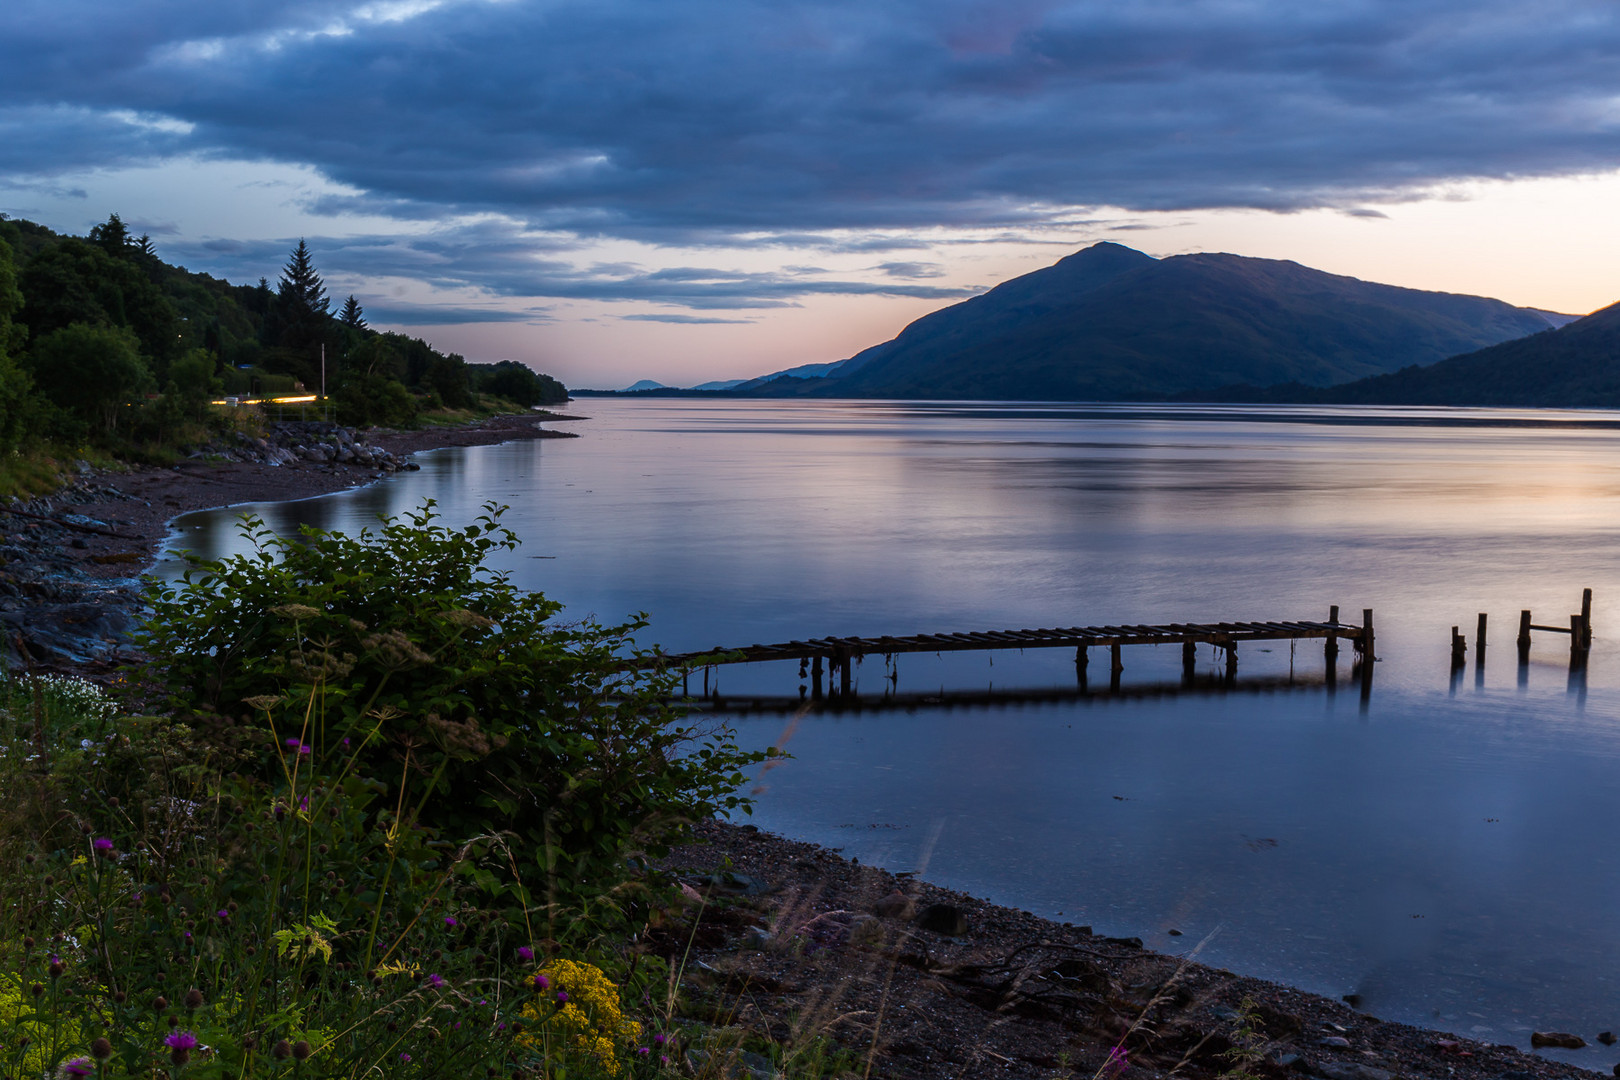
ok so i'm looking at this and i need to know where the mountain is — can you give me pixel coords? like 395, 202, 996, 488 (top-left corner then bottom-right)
1277, 300, 1620, 406
738, 243, 1568, 401
623, 379, 669, 391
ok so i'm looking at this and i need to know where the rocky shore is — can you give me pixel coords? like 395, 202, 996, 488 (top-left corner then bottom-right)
0, 409, 578, 674
662, 821, 1611, 1080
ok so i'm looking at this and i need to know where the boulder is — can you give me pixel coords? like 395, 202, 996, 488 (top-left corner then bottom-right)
914, 903, 968, 936
873, 890, 916, 921
1530, 1032, 1586, 1049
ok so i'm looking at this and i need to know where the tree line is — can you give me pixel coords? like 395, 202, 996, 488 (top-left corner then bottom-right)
0, 213, 566, 455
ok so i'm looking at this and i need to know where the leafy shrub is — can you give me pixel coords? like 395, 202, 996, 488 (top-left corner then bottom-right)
137, 502, 768, 903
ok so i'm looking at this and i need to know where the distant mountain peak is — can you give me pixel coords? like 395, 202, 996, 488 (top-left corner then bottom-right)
735, 244, 1569, 401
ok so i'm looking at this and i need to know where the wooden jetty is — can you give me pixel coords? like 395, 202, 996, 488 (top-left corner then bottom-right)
646, 606, 1374, 699
1451, 589, 1593, 669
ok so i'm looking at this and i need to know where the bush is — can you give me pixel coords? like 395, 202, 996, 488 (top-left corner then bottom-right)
136, 502, 768, 904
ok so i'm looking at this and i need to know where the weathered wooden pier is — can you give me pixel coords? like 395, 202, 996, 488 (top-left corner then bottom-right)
1450, 589, 1593, 696
648, 606, 1375, 700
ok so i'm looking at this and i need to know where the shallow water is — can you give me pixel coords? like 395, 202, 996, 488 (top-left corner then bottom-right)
164, 399, 1620, 1062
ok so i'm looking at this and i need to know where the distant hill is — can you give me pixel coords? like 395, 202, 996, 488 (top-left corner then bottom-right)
1230, 300, 1620, 407
737, 243, 1567, 401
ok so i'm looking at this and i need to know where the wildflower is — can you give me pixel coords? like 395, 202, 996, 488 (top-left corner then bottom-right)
400, 1052, 412, 1062
92, 837, 114, 854
516, 945, 534, 962
531, 973, 549, 991
637, 1047, 650, 1055
185, 988, 204, 1009
166, 1030, 198, 1066
58, 1058, 94, 1078
90, 1038, 112, 1060
292, 1041, 311, 1061
271, 1040, 292, 1059
216, 909, 230, 920
424, 973, 445, 989
1103, 1045, 1129, 1079
443, 915, 458, 927
556, 990, 568, 1004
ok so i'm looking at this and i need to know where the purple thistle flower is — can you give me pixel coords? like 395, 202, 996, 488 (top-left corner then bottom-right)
556, 990, 568, 1004
59, 1057, 94, 1078
165, 1030, 199, 1051
532, 973, 549, 991
516, 945, 534, 962
216, 909, 230, 920
92, 837, 114, 853
284, 737, 301, 748
443, 915, 457, 928
637, 1046, 650, 1055
400, 1052, 411, 1062
424, 973, 444, 988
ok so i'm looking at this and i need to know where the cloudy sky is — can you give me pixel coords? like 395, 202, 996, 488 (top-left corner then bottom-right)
4, 0, 1620, 388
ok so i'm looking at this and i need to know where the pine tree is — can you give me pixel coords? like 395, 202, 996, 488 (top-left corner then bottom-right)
339, 294, 367, 330
277, 240, 329, 318
89, 213, 132, 258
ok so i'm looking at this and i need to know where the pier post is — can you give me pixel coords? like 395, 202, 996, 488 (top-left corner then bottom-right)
839, 648, 853, 695
1075, 645, 1088, 688
1224, 643, 1238, 680
1581, 588, 1593, 652
1450, 626, 1467, 669
1518, 610, 1532, 664
1182, 640, 1196, 683
1325, 605, 1340, 665
1570, 615, 1587, 669
1358, 609, 1375, 705
1475, 612, 1487, 658
1110, 642, 1123, 675
1362, 609, 1375, 662
811, 655, 823, 700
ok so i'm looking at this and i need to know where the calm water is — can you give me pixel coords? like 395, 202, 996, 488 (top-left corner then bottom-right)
163, 399, 1620, 1062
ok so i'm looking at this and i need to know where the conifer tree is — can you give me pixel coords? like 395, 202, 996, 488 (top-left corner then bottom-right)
277, 240, 329, 318
339, 294, 367, 330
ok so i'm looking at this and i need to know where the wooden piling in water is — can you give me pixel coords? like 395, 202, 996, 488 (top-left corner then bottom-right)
1450, 626, 1467, 668
1476, 612, 1487, 657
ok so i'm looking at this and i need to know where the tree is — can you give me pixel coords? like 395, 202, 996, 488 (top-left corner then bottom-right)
277, 240, 328, 319
88, 213, 132, 258
338, 294, 366, 330
18, 238, 181, 371
25, 323, 151, 434
0, 238, 34, 451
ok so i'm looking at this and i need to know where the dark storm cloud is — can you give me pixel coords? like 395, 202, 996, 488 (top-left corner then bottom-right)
157, 224, 983, 310
10, 0, 1619, 303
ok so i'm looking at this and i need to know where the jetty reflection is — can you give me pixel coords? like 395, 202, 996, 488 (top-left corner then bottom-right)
684, 663, 1372, 716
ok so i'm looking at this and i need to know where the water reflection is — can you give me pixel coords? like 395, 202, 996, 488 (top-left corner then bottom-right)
162, 399, 1620, 1060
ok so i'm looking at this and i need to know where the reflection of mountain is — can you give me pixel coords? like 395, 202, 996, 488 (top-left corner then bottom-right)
1249, 299, 1620, 406
738, 242, 1566, 401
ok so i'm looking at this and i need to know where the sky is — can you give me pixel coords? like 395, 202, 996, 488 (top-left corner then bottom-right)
3, 0, 1620, 390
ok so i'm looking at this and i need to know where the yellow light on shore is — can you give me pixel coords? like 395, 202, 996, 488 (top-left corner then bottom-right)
209, 394, 321, 406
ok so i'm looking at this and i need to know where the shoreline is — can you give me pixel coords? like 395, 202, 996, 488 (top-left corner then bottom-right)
670, 819, 1608, 1080
0, 409, 579, 675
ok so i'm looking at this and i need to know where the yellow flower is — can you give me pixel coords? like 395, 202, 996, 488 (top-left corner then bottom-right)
520, 959, 640, 1075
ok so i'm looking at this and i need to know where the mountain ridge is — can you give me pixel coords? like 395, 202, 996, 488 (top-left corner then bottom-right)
735, 243, 1569, 401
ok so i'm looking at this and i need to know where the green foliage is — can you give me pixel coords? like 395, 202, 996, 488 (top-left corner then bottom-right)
334, 367, 420, 427
137, 503, 768, 901
469, 360, 568, 407
0, 236, 35, 452
25, 322, 152, 434
169, 347, 223, 420
19, 236, 181, 372
339, 294, 367, 330
0, 672, 686, 1079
